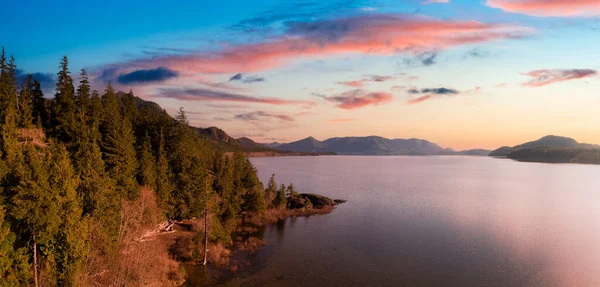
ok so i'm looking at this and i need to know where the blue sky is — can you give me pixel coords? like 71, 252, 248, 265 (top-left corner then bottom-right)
3, 0, 600, 149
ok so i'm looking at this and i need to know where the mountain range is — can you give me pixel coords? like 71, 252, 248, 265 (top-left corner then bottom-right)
270, 136, 491, 156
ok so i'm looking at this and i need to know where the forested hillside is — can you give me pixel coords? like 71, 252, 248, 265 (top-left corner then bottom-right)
0, 48, 270, 286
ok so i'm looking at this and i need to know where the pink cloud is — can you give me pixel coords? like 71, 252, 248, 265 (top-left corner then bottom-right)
337, 75, 396, 87
158, 87, 316, 106
391, 85, 407, 91
522, 69, 597, 87
486, 0, 600, 17
495, 82, 508, 87
100, 14, 530, 77
337, 80, 366, 87
316, 89, 394, 110
407, 95, 434, 105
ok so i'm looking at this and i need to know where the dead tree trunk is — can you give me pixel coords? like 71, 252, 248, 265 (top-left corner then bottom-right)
33, 233, 38, 287
203, 205, 208, 266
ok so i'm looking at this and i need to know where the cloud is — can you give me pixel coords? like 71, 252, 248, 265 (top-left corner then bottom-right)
229, 73, 243, 81
328, 118, 355, 123
522, 69, 597, 87
463, 48, 491, 59
158, 87, 316, 106
16, 69, 56, 90
315, 89, 394, 109
230, 0, 369, 33
486, 0, 600, 17
422, 0, 450, 4
100, 14, 530, 76
229, 73, 266, 83
495, 82, 508, 87
402, 52, 439, 67
116, 67, 179, 85
235, 111, 294, 122
337, 75, 396, 87
391, 85, 407, 91
409, 87, 459, 95
408, 95, 434, 104
406, 87, 460, 104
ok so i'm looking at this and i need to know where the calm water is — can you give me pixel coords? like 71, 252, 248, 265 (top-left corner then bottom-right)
223, 156, 600, 286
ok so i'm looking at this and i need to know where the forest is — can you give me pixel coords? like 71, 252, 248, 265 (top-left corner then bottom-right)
0, 48, 314, 286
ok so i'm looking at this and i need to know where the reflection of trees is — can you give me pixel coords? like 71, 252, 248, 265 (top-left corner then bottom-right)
276, 219, 286, 241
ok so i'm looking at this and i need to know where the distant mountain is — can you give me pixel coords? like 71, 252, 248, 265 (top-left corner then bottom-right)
490, 135, 600, 165
277, 136, 328, 153
263, 142, 282, 148
237, 137, 276, 152
276, 136, 490, 156
490, 135, 582, 157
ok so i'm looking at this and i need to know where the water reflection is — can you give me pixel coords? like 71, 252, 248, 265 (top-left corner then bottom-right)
236, 156, 600, 286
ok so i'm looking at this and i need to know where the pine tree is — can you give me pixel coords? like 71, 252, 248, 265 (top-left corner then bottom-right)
52, 56, 77, 143
138, 132, 157, 188
120, 89, 138, 124
31, 79, 47, 128
274, 184, 287, 209
1, 105, 20, 166
0, 206, 30, 286
155, 131, 174, 212
18, 74, 34, 128
100, 83, 139, 199
11, 145, 61, 286
75, 69, 91, 118
46, 142, 88, 286
265, 174, 277, 207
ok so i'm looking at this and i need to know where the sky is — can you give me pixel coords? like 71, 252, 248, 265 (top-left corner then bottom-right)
2, 0, 600, 150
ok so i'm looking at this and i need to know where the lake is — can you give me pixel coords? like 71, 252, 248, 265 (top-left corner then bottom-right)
221, 156, 600, 286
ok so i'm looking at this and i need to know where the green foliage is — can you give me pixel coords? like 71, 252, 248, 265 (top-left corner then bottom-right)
51, 56, 77, 143
138, 133, 157, 188
100, 84, 139, 199
274, 184, 287, 209
265, 174, 277, 208
0, 206, 30, 286
0, 51, 281, 283
18, 75, 34, 128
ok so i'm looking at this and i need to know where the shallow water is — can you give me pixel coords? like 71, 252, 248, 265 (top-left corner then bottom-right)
209, 156, 600, 286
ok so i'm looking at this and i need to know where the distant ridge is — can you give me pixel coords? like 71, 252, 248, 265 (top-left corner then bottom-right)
489, 135, 585, 157
490, 135, 600, 165
276, 136, 490, 156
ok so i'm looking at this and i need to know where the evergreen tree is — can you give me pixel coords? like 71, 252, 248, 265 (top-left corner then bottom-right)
18, 74, 34, 128
120, 89, 138, 124
31, 79, 47, 128
137, 132, 157, 188
274, 184, 287, 209
46, 143, 88, 286
1, 105, 19, 166
100, 83, 138, 198
11, 145, 61, 286
51, 56, 77, 143
155, 131, 174, 212
265, 174, 277, 207
75, 69, 91, 118
0, 206, 30, 286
